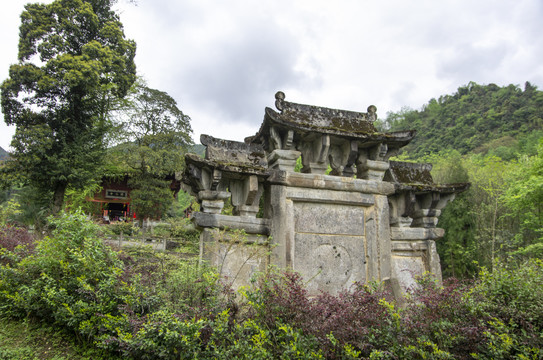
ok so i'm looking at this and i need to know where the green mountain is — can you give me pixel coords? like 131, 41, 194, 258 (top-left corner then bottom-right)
0, 147, 9, 162
188, 144, 205, 157
382, 81, 543, 159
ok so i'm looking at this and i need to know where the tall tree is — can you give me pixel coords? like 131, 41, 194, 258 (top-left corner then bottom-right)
110, 80, 192, 223
502, 139, 543, 257
1, 0, 136, 214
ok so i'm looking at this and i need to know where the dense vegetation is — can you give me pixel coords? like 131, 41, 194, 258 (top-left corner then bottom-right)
0, 212, 542, 359
381, 82, 543, 278
380, 81, 543, 158
0, 0, 137, 214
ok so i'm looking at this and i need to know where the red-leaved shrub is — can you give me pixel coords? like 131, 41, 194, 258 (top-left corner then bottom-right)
0, 226, 36, 264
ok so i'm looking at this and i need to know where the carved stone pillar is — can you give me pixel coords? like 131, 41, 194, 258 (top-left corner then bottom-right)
411, 193, 456, 228
328, 140, 358, 177
267, 149, 301, 172
357, 159, 390, 181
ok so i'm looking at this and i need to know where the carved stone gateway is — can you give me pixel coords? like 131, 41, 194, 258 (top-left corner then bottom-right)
182, 92, 469, 295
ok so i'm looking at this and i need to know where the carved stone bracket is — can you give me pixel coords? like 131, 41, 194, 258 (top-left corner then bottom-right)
199, 190, 231, 214
269, 126, 295, 152
411, 209, 442, 228
356, 143, 390, 180
329, 140, 358, 177
300, 134, 330, 174
357, 159, 390, 181
186, 164, 226, 193
389, 190, 459, 229
230, 175, 264, 217
409, 192, 456, 228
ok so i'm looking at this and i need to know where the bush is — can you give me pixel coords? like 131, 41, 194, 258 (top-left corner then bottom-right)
158, 259, 219, 313
242, 271, 399, 358
403, 275, 488, 357
468, 260, 543, 356
0, 211, 125, 327
169, 218, 200, 242
107, 221, 139, 236
0, 226, 36, 265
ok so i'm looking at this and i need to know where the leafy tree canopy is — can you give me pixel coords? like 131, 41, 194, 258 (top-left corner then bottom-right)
108, 79, 193, 221
0, 0, 136, 214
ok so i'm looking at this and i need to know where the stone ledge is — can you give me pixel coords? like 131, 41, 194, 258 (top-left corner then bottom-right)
268, 171, 395, 195
391, 240, 429, 252
390, 227, 445, 240
286, 187, 374, 206
192, 212, 270, 235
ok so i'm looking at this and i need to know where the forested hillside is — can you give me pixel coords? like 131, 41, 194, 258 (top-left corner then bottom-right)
381, 81, 543, 159
0, 148, 7, 162
382, 82, 543, 278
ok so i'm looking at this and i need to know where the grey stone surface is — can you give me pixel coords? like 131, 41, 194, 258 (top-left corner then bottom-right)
357, 160, 390, 181
286, 187, 374, 206
201, 134, 267, 168
293, 233, 365, 294
374, 195, 392, 281
267, 149, 301, 171
268, 185, 294, 269
200, 228, 269, 290
392, 252, 426, 292
390, 225, 445, 241
427, 240, 443, 284
293, 202, 364, 236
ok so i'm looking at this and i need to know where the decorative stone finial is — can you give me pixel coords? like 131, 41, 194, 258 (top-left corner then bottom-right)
275, 91, 285, 111
367, 105, 377, 122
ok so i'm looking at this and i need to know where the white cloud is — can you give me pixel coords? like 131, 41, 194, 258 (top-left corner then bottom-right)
1, 0, 542, 150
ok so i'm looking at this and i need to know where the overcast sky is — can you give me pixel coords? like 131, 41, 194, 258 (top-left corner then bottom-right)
1, 0, 543, 151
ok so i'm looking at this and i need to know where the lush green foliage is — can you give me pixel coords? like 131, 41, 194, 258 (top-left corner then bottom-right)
415, 140, 543, 277
0, 0, 137, 214
106, 80, 193, 222
1, 214, 542, 359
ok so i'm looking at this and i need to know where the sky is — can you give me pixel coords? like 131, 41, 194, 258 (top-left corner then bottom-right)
1, 0, 543, 151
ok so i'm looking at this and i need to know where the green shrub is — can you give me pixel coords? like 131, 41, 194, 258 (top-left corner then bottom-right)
107, 221, 139, 236
0, 347, 38, 360
169, 218, 199, 242
168, 218, 200, 253
158, 259, 218, 313
151, 224, 169, 238
0, 211, 125, 327
2, 212, 543, 360
468, 259, 543, 357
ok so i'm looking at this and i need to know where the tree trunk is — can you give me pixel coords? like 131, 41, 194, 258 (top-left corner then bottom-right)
52, 182, 67, 215
491, 198, 498, 271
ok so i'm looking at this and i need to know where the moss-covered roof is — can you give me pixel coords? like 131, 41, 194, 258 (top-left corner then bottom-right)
385, 161, 470, 194
247, 91, 416, 147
